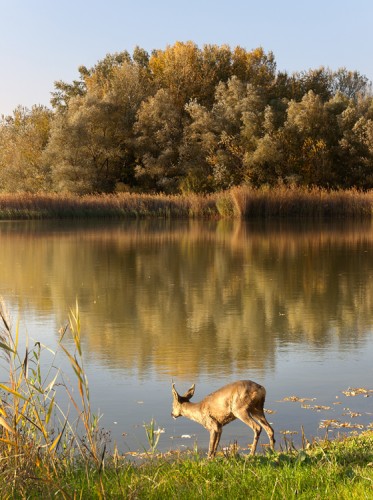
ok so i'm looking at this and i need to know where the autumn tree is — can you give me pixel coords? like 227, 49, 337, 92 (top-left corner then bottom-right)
1, 41, 372, 194
180, 77, 266, 191
133, 89, 184, 192
337, 96, 373, 187
231, 46, 276, 90
46, 58, 154, 193
0, 106, 52, 192
245, 91, 373, 188
50, 50, 133, 112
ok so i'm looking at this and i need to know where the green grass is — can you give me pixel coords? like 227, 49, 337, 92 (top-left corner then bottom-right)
1, 299, 372, 499
0, 186, 373, 219
2, 434, 372, 499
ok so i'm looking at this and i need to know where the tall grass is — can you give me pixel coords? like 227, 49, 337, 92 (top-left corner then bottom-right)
0, 187, 373, 220
0, 299, 107, 498
0, 192, 218, 219
229, 185, 373, 218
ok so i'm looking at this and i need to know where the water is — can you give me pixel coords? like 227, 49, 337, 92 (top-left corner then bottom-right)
0, 218, 372, 454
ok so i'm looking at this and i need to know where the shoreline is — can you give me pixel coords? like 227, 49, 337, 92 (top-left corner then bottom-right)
1, 298, 372, 497
0, 186, 373, 220
1, 432, 372, 498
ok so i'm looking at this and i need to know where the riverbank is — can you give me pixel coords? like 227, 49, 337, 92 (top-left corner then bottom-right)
0, 186, 373, 219
1, 300, 372, 498
0, 432, 372, 499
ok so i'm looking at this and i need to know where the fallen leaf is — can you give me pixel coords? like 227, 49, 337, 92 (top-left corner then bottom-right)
342, 387, 373, 397
319, 419, 340, 428
264, 408, 276, 414
280, 396, 316, 403
301, 404, 331, 411
319, 419, 364, 429
342, 411, 362, 418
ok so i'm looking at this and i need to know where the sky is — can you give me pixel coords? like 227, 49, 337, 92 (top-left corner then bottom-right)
1, 0, 373, 116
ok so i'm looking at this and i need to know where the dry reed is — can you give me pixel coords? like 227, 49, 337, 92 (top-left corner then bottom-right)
0, 187, 372, 220
0, 299, 107, 498
229, 186, 373, 218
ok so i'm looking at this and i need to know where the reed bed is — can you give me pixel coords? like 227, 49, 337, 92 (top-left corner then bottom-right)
0, 299, 107, 498
0, 192, 218, 219
0, 187, 373, 220
228, 186, 373, 218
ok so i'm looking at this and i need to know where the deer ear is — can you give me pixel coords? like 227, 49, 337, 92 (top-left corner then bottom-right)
172, 383, 179, 400
183, 384, 195, 401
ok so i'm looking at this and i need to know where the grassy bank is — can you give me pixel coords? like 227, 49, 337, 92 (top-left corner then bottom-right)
0, 186, 373, 220
1, 433, 373, 499
1, 300, 373, 498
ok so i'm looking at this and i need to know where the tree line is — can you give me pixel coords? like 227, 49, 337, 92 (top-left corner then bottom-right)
1, 41, 372, 194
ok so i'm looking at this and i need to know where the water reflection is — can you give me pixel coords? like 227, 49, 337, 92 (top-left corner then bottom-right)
0, 218, 372, 381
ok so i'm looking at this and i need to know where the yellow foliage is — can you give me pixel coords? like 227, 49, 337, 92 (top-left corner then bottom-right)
302, 137, 327, 157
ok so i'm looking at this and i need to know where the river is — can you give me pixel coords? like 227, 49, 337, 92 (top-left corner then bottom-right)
0, 218, 372, 454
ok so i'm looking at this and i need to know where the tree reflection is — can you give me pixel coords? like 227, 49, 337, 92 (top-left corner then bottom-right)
0, 219, 372, 379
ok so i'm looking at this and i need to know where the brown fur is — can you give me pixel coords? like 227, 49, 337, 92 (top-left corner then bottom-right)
171, 380, 275, 458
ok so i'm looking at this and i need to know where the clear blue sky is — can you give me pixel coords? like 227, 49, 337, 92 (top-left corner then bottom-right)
1, 0, 372, 116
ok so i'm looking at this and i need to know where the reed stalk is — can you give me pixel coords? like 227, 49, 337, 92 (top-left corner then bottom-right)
0, 187, 372, 220
0, 298, 107, 497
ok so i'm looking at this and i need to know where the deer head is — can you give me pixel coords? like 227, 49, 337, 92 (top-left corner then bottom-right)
171, 383, 195, 418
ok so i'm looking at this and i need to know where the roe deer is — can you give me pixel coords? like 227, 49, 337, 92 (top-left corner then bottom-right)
171, 380, 275, 458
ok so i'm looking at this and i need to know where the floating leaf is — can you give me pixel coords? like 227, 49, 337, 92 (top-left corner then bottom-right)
342, 411, 362, 418
320, 419, 364, 429
342, 387, 373, 397
319, 419, 340, 428
301, 404, 331, 411
264, 408, 276, 414
337, 422, 364, 429
280, 396, 316, 403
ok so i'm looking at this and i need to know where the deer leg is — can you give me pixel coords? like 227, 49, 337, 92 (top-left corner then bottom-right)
235, 410, 262, 455
208, 425, 222, 458
251, 409, 275, 451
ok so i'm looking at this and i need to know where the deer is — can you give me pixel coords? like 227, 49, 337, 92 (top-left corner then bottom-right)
171, 380, 275, 458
